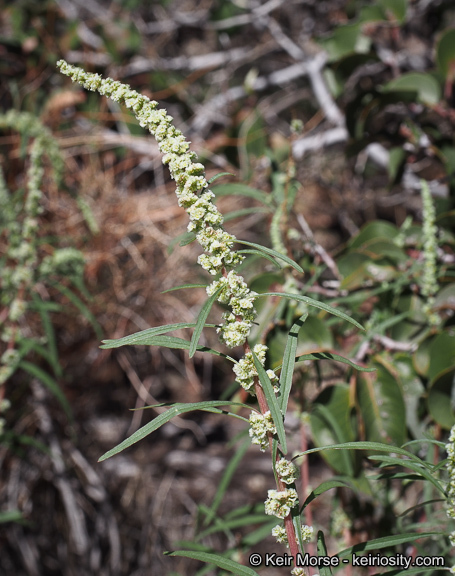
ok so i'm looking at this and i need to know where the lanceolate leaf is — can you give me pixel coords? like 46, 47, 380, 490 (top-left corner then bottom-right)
98, 401, 251, 462
367, 455, 445, 494
101, 323, 216, 349
297, 441, 428, 467
337, 532, 442, 559
211, 183, 272, 206
317, 531, 333, 576
302, 479, 352, 510
236, 240, 304, 273
258, 292, 364, 330
19, 361, 72, 422
162, 284, 206, 293
166, 550, 260, 576
208, 172, 235, 185
237, 249, 282, 268
279, 314, 308, 414
252, 352, 287, 454
189, 287, 222, 358
294, 351, 375, 372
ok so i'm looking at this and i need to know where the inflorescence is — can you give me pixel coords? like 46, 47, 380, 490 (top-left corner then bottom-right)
57, 61, 258, 352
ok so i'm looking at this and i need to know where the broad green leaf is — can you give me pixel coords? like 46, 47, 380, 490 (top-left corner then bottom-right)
211, 183, 272, 206
293, 351, 375, 372
252, 352, 287, 453
190, 287, 222, 358
236, 240, 304, 273
166, 551, 260, 576
317, 531, 333, 576
208, 172, 235, 184
98, 401, 251, 461
310, 386, 356, 475
337, 532, 442, 558
382, 73, 441, 106
428, 366, 455, 429
428, 332, 455, 381
162, 284, 207, 293
437, 28, 455, 79
258, 292, 364, 330
378, 0, 407, 23
101, 323, 216, 348
19, 361, 72, 422
349, 220, 399, 249
356, 365, 406, 446
302, 479, 352, 510
279, 314, 308, 414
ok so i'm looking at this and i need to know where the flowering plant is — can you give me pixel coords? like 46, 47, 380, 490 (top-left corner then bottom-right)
57, 61, 455, 575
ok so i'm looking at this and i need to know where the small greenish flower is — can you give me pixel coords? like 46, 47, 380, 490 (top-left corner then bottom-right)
291, 568, 306, 576
272, 523, 313, 547
276, 458, 298, 485
249, 410, 276, 451
233, 343, 268, 394
265, 488, 298, 519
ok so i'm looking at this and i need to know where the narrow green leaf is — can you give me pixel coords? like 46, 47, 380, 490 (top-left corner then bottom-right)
252, 352, 287, 454
302, 479, 352, 510
19, 361, 72, 422
224, 207, 271, 222
258, 292, 365, 330
53, 283, 103, 339
101, 323, 216, 348
0, 510, 24, 524
337, 532, 442, 558
208, 172, 235, 184
98, 401, 251, 461
212, 183, 272, 206
197, 514, 271, 539
166, 550, 260, 576
32, 293, 62, 378
279, 314, 308, 414
190, 288, 222, 358
162, 284, 207, 294
317, 531, 333, 576
238, 249, 282, 268
179, 232, 197, 246
294, 351, 374, 372
297, 441, 427, 466
236, 240, 304, 273
367, 455, 445, 494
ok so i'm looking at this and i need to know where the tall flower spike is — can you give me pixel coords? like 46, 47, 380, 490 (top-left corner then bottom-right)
57, 61, 259, 348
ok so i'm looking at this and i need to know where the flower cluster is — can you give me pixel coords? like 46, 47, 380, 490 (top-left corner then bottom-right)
420, 179, 440, 325
233, 343, 278, 394
249, 410, 276, 451
272, 523, 313, 547
207, 271, 258, 348
276, 458, 298, 485
446, 425, 455, 519
265, 488, 298, 519
57, 61, 256, 348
